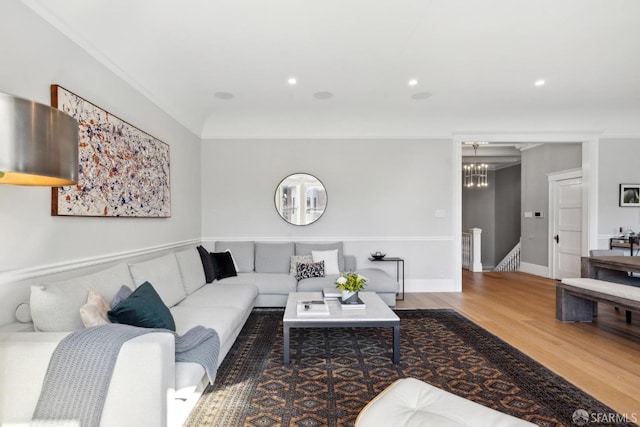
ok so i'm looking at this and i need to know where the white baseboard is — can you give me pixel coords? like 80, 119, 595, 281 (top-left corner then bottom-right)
519, 262, 550, 278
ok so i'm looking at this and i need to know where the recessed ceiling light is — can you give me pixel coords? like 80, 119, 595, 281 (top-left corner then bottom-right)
288, 77, 297, 86
408, 79, 418, 86
411, 92, 432, 100
214, 92, 234, 100
534, 79, 545, 87
313, 91, 333, 100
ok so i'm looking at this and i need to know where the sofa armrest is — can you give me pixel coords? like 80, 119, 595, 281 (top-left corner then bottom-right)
0, 332, 175, 427
344, 255, 356, 272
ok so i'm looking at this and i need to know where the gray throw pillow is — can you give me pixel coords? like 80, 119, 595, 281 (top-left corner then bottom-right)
111, 285, 133, 307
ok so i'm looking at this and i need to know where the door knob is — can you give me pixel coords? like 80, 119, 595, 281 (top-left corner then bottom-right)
554, 234, 560, 243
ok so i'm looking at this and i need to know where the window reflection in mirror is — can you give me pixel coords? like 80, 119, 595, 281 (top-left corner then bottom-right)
274, 173, 327, 225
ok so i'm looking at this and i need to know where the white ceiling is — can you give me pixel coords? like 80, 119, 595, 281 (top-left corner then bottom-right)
22, 0, 640, 139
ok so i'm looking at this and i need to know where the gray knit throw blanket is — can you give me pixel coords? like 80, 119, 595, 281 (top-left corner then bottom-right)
31, 324, 219, 427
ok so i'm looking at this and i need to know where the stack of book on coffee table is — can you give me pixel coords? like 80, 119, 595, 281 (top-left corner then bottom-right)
296, 299, 329, 316
337, 296, 366, 310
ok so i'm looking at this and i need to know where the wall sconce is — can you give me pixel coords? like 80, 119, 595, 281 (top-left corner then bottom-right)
0, 92, 78, 186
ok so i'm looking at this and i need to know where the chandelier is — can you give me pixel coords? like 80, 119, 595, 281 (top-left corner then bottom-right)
463, 143, 488, 188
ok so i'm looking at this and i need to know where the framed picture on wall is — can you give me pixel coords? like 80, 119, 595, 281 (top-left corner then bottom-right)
619, 184, 640, 207
50, 85, 171, 217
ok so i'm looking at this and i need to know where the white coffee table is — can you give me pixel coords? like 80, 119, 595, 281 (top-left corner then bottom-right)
283, 291, 400, 365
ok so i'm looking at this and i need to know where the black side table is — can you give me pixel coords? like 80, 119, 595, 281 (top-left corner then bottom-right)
368, 257, 405, 300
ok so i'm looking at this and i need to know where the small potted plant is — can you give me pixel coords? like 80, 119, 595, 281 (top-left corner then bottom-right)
335, 272, 367, 304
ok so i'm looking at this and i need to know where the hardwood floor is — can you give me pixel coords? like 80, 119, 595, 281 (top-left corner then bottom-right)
396, 270, 640, 418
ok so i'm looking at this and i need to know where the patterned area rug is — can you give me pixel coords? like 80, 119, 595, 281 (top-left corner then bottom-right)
184, 309, 633, 427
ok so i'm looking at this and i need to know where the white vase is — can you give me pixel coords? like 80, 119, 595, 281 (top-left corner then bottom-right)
341, 290, 358, 304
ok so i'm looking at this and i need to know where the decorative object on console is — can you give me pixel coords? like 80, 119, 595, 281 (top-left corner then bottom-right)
50, 85, 170, 217
336, 272, 367, 304
370, 252, 386, 260
274, 173, 327, 225
619, 183, 640, 207
0, 92, 78, 186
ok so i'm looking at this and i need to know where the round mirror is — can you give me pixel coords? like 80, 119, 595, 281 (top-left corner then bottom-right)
274, 173, 327, 226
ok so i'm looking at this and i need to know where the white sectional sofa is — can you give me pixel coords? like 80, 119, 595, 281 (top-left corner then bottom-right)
1, 246, 258, 427
0, 241, 399, 427
213, 241, 399, 306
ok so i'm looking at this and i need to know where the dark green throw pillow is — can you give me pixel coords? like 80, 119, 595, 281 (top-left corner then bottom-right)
107, 281, 176, 331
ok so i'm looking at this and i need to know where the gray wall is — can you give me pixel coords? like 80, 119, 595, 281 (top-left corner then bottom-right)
521, 144, 582, 267
462, 165, 521, 269
462, 171, 496, 268
201, 138, 458, 291
0, 2, 202, 272
495, 165, 522, 263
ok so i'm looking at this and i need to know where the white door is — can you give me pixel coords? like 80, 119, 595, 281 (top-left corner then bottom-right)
550, 176, 582, 279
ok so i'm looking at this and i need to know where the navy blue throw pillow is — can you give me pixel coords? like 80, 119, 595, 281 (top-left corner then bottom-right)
108, 281, 176, 331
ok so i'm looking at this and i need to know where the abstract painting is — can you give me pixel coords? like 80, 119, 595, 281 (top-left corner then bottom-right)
51, 85, 171, 217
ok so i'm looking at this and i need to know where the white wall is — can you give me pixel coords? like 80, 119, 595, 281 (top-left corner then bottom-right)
0, 2, 202, 274
201, 138, 457, 291
597, 138, 640, 248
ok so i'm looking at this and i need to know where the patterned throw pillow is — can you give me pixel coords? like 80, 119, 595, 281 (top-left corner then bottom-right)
296, 261, 325, 280
290, 255, 313, 276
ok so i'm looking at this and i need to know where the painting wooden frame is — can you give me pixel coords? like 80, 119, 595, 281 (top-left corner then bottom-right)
619, 184, 640, 207
51, 85, 171, 217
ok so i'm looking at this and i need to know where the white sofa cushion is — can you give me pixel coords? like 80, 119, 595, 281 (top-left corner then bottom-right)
129, 253, 187, 308
175, 247, 207, 294
179, 283, 258, 310
30, 263, 133, 332
170, 305, 243, 345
